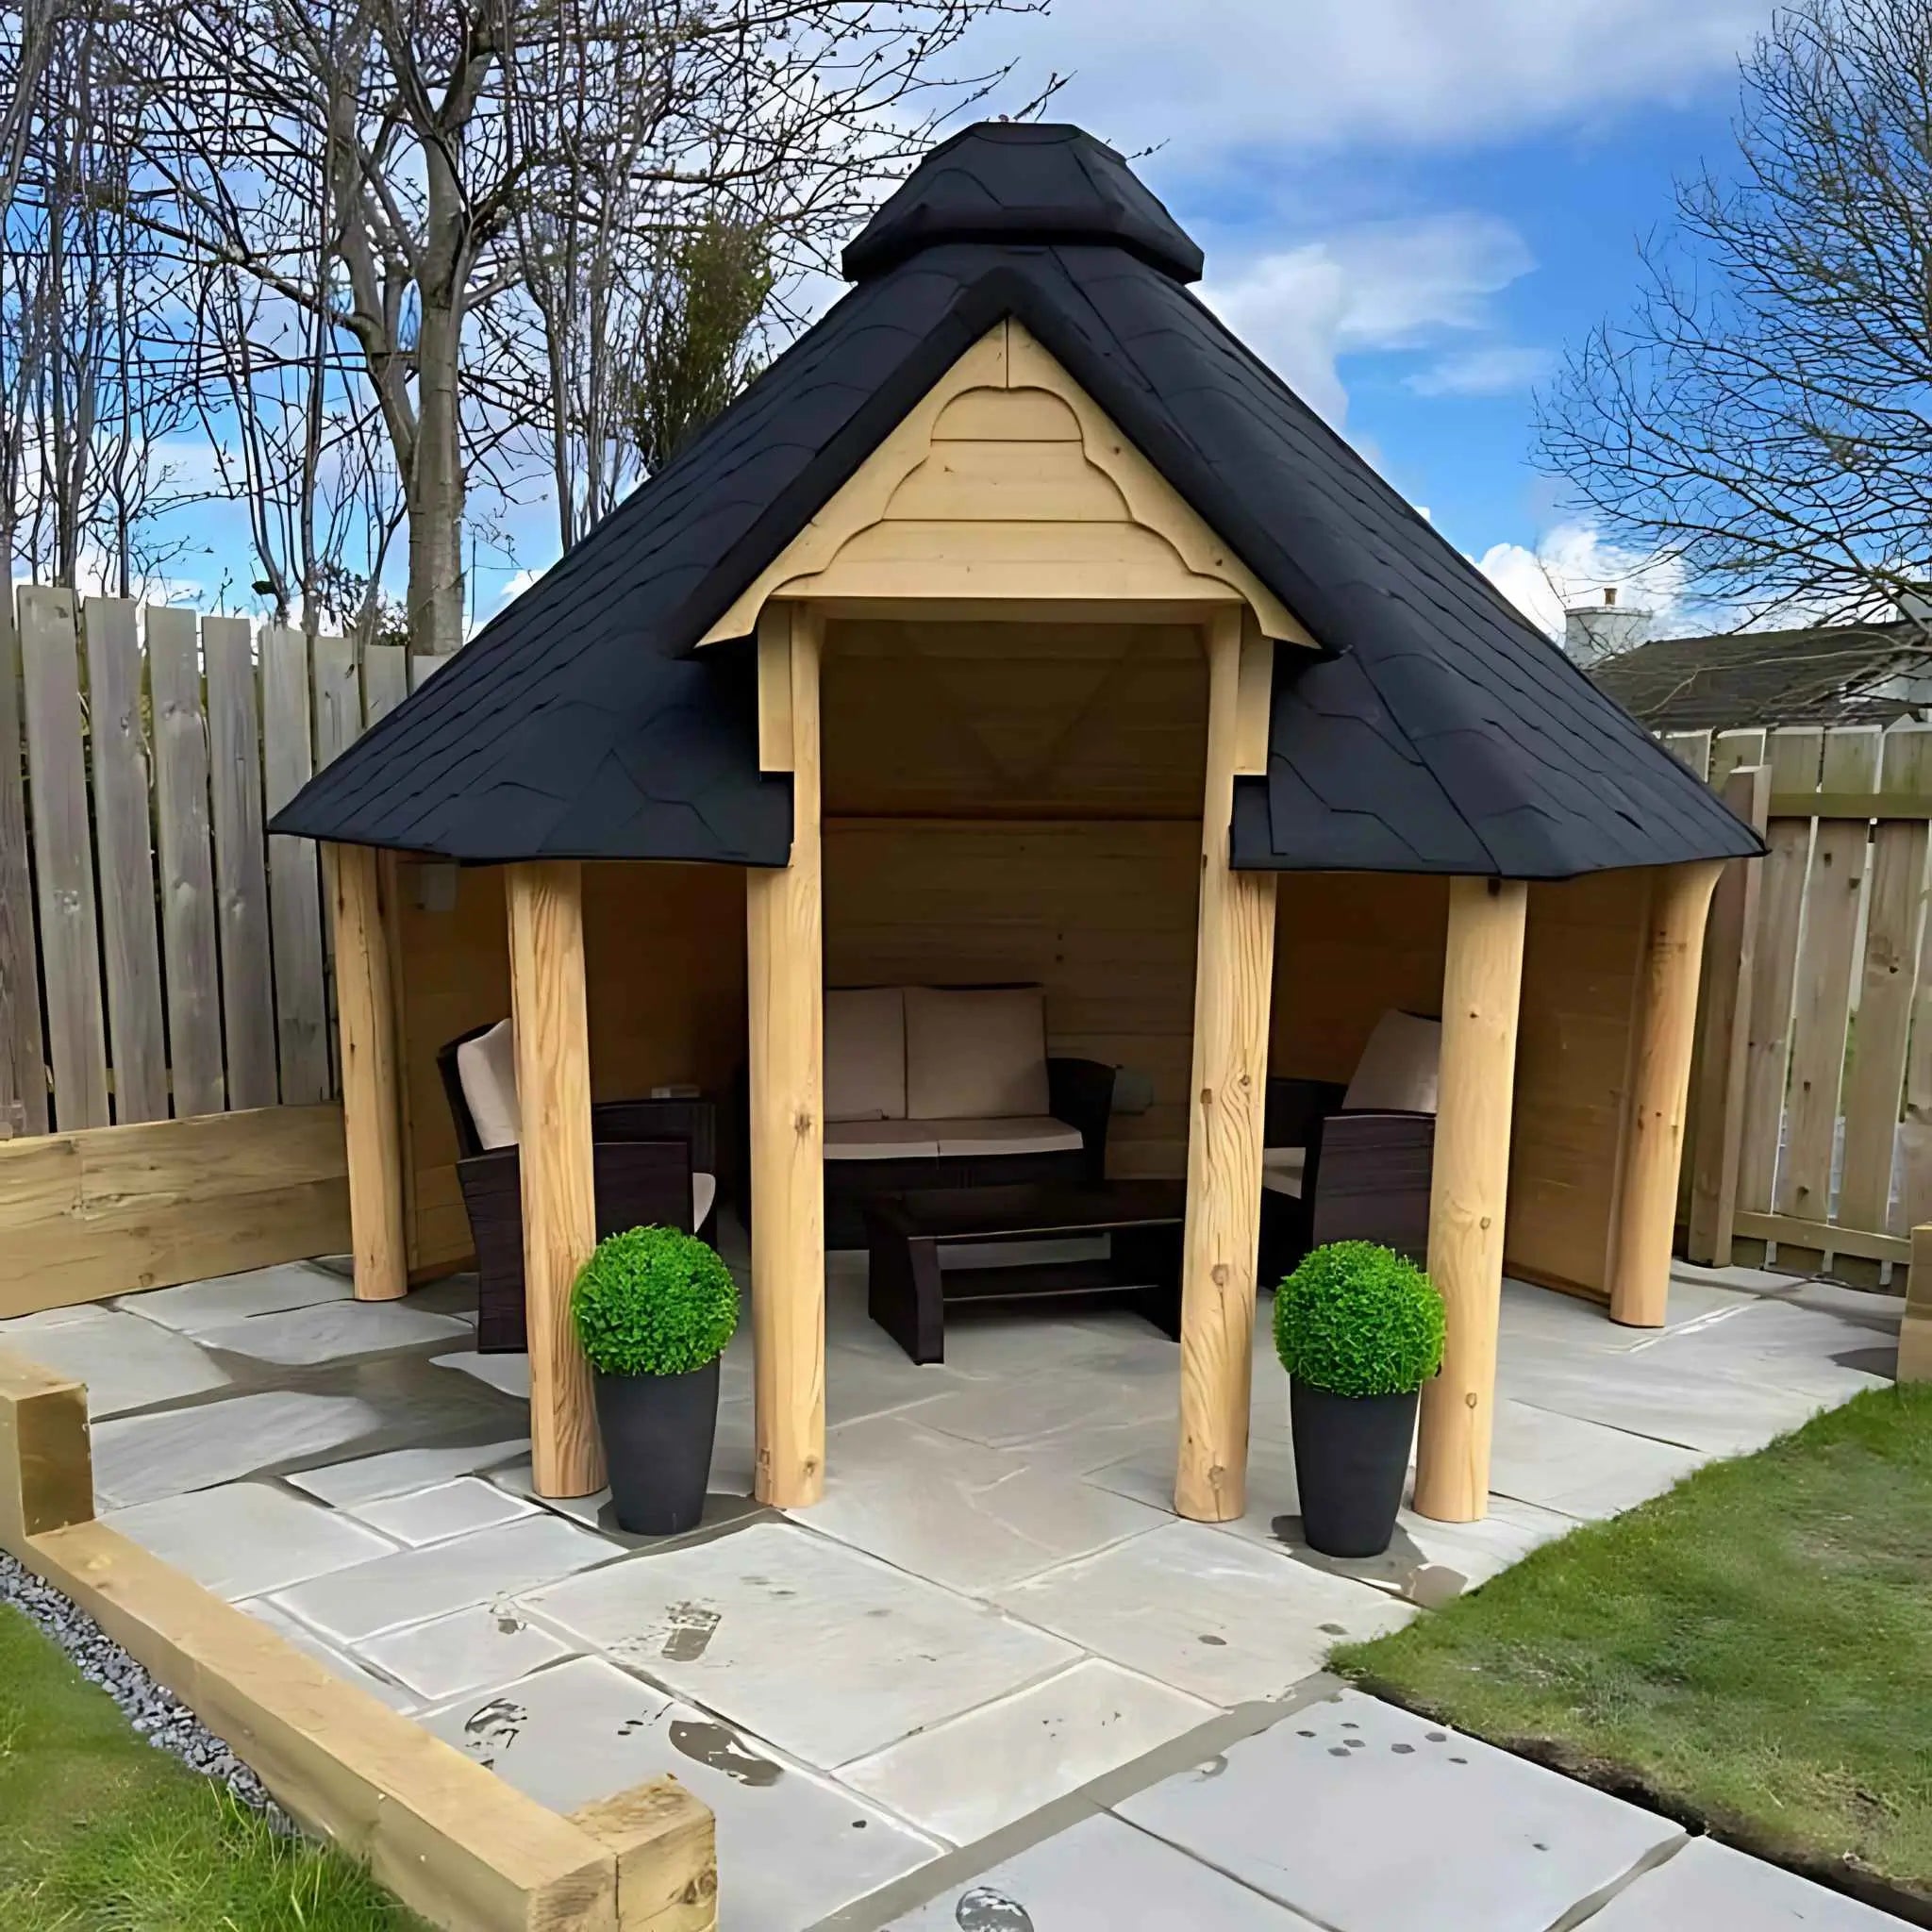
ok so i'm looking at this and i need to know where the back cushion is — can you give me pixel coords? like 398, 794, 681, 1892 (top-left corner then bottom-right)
825, 988, 908, 1122
905, 986, 1051, 1121
457, 1019, 522, 1149
1343, 1009, 1441, 1115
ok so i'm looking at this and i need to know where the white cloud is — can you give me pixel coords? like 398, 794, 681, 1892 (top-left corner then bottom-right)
1477, 521, 1689, 637
970, 0, 1766, 156
1407, 343, 1553, 398
1200, 213, 1534, 426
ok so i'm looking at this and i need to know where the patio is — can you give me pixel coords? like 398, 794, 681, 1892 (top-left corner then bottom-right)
0, 1234, 1899, 1930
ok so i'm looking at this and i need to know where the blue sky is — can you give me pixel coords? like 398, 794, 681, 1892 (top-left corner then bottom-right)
943, 0, 1776, 634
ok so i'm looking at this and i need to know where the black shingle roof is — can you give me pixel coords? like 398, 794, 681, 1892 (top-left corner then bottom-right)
273, 123, 1760, 878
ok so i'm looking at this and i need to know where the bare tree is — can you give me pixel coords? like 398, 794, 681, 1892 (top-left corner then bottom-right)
1538, 0, 1932, 632
133, 0, 1049, 653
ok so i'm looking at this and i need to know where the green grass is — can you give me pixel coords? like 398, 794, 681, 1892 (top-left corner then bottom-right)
1335, 1383, 1932, 1906
0, 1602, 425, 1930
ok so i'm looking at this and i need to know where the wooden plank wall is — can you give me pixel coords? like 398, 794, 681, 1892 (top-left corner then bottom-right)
1678, 720, 1932, 1289
0, 585, 446, 1141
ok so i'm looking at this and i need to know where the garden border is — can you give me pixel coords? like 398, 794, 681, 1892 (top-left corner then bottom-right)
0, 1343, 718, 1932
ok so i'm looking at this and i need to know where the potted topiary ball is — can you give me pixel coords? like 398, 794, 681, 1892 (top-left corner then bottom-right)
1274, 1240, 1445, 1558
572, 1225, 739, 1535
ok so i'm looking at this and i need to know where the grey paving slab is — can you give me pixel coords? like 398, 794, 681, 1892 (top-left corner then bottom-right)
91, 1391, 388, 1507
0, 1302, 112, 1335
1487, 1399, 1707, 1519
419, 1656, 941, 1932
240, 1598, 421, 1712
272, 1513, 622, 1645
11, 1308, 230, 1418
1587, 1837, 1906, 1928
841, 1658, 1214, 1846
797, 1413, 1170, 1593
1114, 1691, 1682, 1932
432, 1349, 530, 1399
104, 1481, 397, 1600
1647, 1301, 1893, 1404
357, 1603, 575, 1702
115, 1262, 353, 1331
520, 1519, 1078, 1769
489, 1457, 766, 1541
994, 1521, 1413, 1706
347, 1476, 539, 1546
890, 1811, 1319, 1929
195, 1301, 473, 1366
287, 1437, 531, 1507
901, 1363, 1181, 1473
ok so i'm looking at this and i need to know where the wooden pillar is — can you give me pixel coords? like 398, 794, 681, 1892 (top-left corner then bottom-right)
1413, 875, 1527, 1525
1903, 1224, 1932, 1382
746, 603, 826, 1508
1608, 859, 1724, 1326
325, 842, 407, 1302
507, 859, 605, 1499
1174, 609, 1278, 1524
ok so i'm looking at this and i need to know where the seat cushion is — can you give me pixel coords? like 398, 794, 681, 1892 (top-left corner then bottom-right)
824, 1119, 943, 1161
1343, 1010, 1441, 1115
905, 986, 1051, 1121
936, 1116, 1084, 1158
1262, 1146, 1307, 1198
456, 1020, 521, 1150
825, 987, 908, 1122
693, 1173, 717, 1227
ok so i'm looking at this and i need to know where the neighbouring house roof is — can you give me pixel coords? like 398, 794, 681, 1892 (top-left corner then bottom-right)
273, 123, 1760, 880
1590, 622, 1932, 731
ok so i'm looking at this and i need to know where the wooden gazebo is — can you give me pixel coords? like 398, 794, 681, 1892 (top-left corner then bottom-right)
276, 124, 1759, 1527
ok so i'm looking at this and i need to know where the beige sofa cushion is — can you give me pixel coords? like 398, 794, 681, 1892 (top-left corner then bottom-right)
936, 1117, 1083, 1158
457, 1020, 522, 1150
824, 1119, 942, 1161
1261, 1147, 1307, 1198
1343, 1010, 1441, 1115
825, 987, 908, 1122
905, 987, 1051, 1121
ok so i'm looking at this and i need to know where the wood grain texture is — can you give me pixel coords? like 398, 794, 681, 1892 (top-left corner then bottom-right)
0, 592, 47, 1134
0, 1103, 349, 1319
81, 599, 167, 1124
1686, 764, 1771, 1269
362, 644, 408, 724
147, 608, 225, 1119
261, 625, 329, 1105
2, 1508, 625, 1932
508, 859, 605, 1499
1736, 728, 1824, 1226
1903, 1225, 1932, 1382
1776, 728, 1880, 1265
0, 1348, 94, 1544
19, 588, 108, 1130
1838, 726, 1932, 1256
1413, 875, 1526, 1524
326, 845, 407, 1302
1174, 609, 1277, 1524
569, 1778, 718, 1930
1608, 861, 1723, 1325
746, 605, 826, 1507
204, 616, 278, 1111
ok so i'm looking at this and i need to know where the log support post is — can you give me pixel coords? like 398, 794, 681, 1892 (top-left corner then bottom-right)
325, 842, 407, 1303
746, 603, 826, 1508
1609, 859, 1724, 1327
1414, 874, 1526, 1524
1175, 610, 1277, 1524
507, 858, 605, 1499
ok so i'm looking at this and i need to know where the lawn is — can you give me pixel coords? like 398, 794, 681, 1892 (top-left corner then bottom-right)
0, 1601, 424, 1931
1335, 1382, 1932, 1911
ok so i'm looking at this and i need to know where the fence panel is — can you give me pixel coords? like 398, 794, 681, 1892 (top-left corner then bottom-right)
19, 589, 109, 1130
261, 625, 330, 1105
149, 607, 226, 1119
0, 597, 46, 1134
82, 598, 169, 1124
205, 615, 280, 1110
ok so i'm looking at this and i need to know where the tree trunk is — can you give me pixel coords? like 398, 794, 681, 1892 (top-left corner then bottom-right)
406, 294, 466, 658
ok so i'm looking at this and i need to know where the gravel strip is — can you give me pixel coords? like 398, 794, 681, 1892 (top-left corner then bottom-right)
1, 1547, 291, 1825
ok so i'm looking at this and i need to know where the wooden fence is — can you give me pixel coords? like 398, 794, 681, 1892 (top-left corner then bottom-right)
0, 586, 445, 1140
1671, 722, 1932, 1288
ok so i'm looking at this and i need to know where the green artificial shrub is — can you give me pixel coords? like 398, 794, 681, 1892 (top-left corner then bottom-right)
572, 1225, 738, 1377
1274, 1240, 1444, 1398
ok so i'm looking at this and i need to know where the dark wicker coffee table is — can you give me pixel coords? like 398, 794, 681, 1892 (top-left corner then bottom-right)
862, 1180, 1186, 1364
